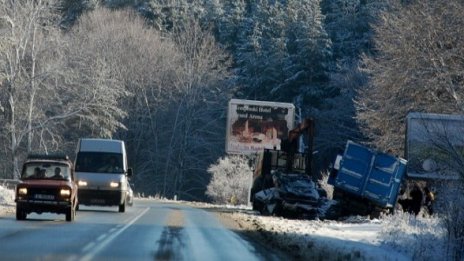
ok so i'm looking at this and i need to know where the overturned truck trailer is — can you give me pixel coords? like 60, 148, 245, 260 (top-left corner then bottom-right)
329, 141, 407, 217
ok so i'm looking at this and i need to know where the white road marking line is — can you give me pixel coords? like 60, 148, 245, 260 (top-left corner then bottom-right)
96, 234, 106, 242
79, 207, 149, 261
82, 242, 96, 252
66, 255, 78, 261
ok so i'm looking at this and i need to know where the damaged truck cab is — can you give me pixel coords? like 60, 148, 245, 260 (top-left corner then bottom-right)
251, 148, 321, 218
250, 119, 326, 219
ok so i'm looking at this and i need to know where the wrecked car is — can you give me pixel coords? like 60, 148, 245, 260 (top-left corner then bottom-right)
250, 119, 330, 219
253, 170, 322, 219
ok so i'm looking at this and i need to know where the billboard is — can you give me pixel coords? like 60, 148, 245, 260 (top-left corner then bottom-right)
226, 99, 295, 154
406, 112, 464, 180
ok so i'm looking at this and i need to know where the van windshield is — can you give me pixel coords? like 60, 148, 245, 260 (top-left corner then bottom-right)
75, 152, 123, 173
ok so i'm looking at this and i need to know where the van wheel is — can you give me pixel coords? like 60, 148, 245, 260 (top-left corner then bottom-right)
119, 200, 126, 213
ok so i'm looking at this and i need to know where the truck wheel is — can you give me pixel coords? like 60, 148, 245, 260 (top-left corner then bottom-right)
369, 207, 387, 219
66, 207, 75, 222
273, 201, 284, 217
260, 203, 273, 216
317, 188, 328, 198
252, 200, 259, 211
16, 208, 26, 220
323, 202, 342, 220
119, 200, 126, 213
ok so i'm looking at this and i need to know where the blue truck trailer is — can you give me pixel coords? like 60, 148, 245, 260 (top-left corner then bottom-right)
328, 140, 407, 217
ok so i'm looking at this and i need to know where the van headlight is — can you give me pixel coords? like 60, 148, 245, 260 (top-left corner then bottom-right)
78, 180, 88, 187
110, 182, 120, 188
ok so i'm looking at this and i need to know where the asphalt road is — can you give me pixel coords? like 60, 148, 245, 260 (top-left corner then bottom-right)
0, 199, 284, 261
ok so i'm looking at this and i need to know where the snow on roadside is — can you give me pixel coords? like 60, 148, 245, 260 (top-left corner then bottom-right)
379, 212, 445, 260
229, 212, 409, 261
183, 200, 445, 261
0, 185, 15, 215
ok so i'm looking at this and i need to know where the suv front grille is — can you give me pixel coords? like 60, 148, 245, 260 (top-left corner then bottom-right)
27, 188, 58, 201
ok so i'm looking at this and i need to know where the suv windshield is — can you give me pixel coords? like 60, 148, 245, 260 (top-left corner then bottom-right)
22, 163, 70, 180
75, 152, 123, 173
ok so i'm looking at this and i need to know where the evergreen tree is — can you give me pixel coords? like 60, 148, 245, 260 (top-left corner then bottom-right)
235, 1, 288, 100
233, 0, 333, 107
321, 0, 387, 60
282, 0, 333, 108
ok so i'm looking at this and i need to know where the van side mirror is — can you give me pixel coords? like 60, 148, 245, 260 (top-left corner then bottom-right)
127, 168, 133, 177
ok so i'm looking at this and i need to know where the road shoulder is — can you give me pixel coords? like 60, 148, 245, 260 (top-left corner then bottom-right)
204, 206, 300, 260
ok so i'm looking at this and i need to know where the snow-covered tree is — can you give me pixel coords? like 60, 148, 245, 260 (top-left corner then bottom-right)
308, 0, 388, 161
357, 0, 464, 154
0, 0, 64, 177
210, 0, 247, 51
58, 7, 188, 171
60, 0, 98, 28
282, 0, 333, 107
64, 8, 229, 201
233, 3, 332, 103
0, 0, 126, 178
206, 155, 253, 205
153, 18, 231, 200
321, 0, 387, 60
358, 1, 464, 258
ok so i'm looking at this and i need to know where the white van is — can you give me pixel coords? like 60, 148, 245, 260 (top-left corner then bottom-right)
74, 138, 133, 212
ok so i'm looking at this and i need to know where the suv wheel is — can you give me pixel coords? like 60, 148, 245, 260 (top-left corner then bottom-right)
66, 207, 75, 222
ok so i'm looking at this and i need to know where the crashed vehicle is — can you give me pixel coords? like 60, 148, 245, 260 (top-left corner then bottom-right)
250, 119, 329, 219
328, 140, 408, 218
253, 168, 321, 219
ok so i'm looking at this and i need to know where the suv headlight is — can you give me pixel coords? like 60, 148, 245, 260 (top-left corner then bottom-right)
60, 188, 71, 197
18, 187, 28, 195
78, 180, 87, 187
110, 182, 120, 188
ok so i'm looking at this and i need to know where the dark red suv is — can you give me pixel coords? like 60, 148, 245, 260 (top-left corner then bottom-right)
15, 154, 78, 222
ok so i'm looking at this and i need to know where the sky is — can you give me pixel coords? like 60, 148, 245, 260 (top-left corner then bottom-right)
0, 186, 446, 260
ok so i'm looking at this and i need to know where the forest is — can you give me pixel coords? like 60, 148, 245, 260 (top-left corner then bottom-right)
1, 0, 464, 202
